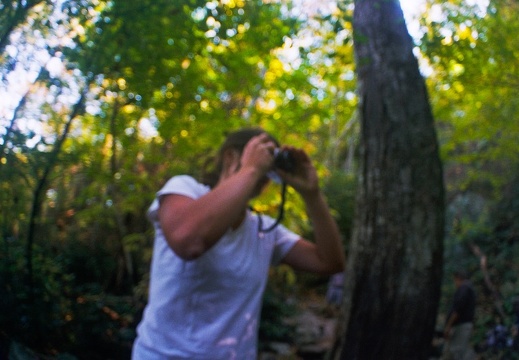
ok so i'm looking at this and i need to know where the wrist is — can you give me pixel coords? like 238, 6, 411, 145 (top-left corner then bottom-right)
238, 165, 266, 183
300, 187, 321, 202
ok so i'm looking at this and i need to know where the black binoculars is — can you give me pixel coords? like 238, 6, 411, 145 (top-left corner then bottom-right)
273, 149, 296, 173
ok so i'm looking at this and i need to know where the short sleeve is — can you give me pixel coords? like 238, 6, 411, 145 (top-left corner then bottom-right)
261, 216, 299, 265
147, 175, 209, 222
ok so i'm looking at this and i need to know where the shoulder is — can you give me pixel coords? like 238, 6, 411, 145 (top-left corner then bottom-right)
457, 282, 476, 300
159, 175, 210, 198
147, 175, 209, 221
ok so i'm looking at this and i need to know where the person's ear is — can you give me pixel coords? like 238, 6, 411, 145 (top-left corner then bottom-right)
222, 149, 241, 175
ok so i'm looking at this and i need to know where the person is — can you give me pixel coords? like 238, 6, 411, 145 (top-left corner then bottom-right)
510, 297, 519, 351
326, 272, 344, 307
442, 269, 477, 360
485, 316, 509, 352
132, 127, 345, 359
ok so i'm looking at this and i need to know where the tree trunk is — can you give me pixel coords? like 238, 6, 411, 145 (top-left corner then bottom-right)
331, 1, 445, 358
25, 90, 86, 296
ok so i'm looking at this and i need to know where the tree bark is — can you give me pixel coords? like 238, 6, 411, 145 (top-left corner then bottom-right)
330, 1, 445, 358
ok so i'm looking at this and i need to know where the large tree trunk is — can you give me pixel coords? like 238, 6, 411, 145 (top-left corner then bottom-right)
331, 1, 444, 358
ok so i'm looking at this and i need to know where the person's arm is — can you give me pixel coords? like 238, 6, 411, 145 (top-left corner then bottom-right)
159, 134, 275, 260
444, 311, 459, 339
444, 285, 467, 339
278, 147, 345, 275
282, 191, 345, 274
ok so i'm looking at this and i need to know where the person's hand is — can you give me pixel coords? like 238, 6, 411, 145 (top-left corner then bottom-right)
444, 326, 452, 340
276, 146, 319, 197
240, 133, 276, 177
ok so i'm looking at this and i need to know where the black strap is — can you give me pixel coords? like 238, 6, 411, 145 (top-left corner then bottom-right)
256, 181, 287, 233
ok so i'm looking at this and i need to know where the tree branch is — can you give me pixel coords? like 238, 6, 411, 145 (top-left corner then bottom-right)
25, 84, 88, 300
469, 243, 506, 320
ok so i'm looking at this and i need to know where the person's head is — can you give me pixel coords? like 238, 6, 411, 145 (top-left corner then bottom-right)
453, 269, 470, 287
201, 127, 279, 188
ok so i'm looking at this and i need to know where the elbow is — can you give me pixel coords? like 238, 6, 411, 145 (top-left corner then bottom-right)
172, 247, 204, 261
335, 259, 346, 273
322, 257, 345, 276
165, 227, 206, 261
327, 261, 345, 276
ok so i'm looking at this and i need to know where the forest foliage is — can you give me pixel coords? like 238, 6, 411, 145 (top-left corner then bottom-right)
1, 0, 518, 358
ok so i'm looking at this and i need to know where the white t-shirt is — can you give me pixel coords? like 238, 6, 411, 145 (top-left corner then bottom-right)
133, 175, 299, 360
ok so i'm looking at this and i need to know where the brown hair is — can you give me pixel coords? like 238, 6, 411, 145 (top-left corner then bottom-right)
200, 127, 278, 188
453, 269, 470, 280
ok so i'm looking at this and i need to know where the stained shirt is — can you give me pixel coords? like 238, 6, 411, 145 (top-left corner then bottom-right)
133, 175, 299, 359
